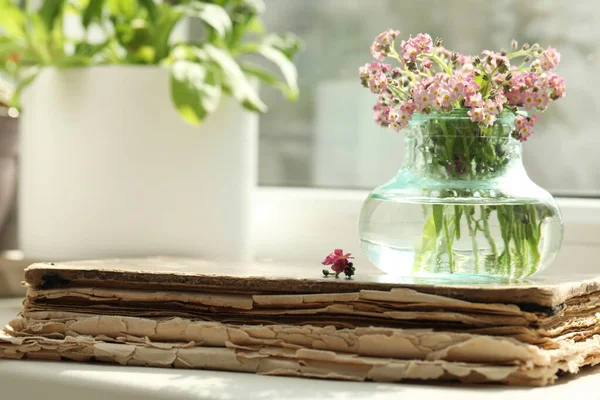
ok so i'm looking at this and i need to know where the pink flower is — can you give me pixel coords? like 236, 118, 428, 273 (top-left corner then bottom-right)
359, 62, 390, 88
465, 93, 484, 107
422, 58, 433, 69
533, 92, 550, 109
402, 43, 419, 62
468, 107, 484, 122
413, 33, 434, 53
522, 73, 537, 88
506, 89, 522, 106
495, 92, 508, 107
373, 103, 390, 127
546, 73, 562, 88
371, 29, 401, 61
550, 77, 566, 98
413, 90, 433, 111
462, 81, 480, 97
521, 90, 536, 111
322, 249, 354, 273
389, 113, 411, 132
448, 78, 463, 98
402, 33, 433, 62
514, 115, 527, 130
505, 71, 523, 88
514, 115, 539, 142
437, 90, 452, 108
484, 99, 500, 115
483, 113, 497, 127
399, 100, 416, 114
541, 46, 561, 70
397, 110, 412, 127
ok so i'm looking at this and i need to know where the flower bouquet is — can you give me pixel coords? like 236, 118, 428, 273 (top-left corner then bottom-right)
358, 30, 565, 279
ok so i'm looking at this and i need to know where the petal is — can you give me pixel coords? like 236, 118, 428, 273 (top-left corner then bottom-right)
332, 264, 345, 273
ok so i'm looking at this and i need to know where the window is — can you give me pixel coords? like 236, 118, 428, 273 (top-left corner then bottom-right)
258, 0, 600, 197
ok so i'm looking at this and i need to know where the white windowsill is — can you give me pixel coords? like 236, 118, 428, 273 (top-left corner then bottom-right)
254, 187, 600, 274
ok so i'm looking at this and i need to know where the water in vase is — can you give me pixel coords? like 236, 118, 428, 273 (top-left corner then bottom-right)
359, 194, 563, 280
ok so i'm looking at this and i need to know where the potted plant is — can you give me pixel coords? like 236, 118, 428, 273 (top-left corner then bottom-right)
0, 0, 300, 260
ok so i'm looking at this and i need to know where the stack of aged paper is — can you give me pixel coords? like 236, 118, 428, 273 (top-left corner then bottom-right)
1, 257, 600, 386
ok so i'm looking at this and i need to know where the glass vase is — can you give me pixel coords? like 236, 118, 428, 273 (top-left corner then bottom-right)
359, 110, 563, 280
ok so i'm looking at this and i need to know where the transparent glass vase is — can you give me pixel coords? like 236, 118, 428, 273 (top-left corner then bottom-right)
359, 110, 563, 280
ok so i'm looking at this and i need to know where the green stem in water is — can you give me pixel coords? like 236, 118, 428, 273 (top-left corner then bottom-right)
497, 207, 512, 275
482, 207, 498, 258
443, 213, 455, 273
454, 205, 462, 240
464, 206, 480, 273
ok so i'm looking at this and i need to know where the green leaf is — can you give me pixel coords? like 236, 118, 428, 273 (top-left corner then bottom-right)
256, 45, 298, 100
240, 62, 295, 100
0, 6, 26, 37
38, 0, 65, 31
262, 33, 302, 59
107, 0, 137, 20
246, 16, 265, 34
170, 61, 222, 125
29, 14, 52, 63
204, 44, 266, 113
82, 0, 106, 28
54, 54, 93, 67
11, 67, 39, 110
153, 6, 183, 62
73, 41, 111, 58
138, 0, 157, 22
174, 3, 232, 37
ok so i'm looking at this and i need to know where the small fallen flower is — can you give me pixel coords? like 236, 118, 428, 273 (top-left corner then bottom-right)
322, 249, 355, 279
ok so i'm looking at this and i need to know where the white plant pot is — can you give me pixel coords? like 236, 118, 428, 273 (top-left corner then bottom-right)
19, 66, 258, 261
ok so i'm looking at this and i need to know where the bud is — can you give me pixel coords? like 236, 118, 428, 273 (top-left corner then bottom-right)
511, 39, 518, 50
435, 37, 443, 47
473, 70, 480, 76
506, 73, 513, 81
531, 43, 540, 51
500, 49, 507, 56
322, 270, 330, 277
473, 56, 481, 65
524, 55, 532, 63
451, 52, 458, 63
522, 43, 530, 50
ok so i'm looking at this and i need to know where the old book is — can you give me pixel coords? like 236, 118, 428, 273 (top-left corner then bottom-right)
2, 257, 600, 386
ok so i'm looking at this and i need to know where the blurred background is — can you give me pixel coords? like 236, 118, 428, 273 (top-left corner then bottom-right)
258, 0, 599, 196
